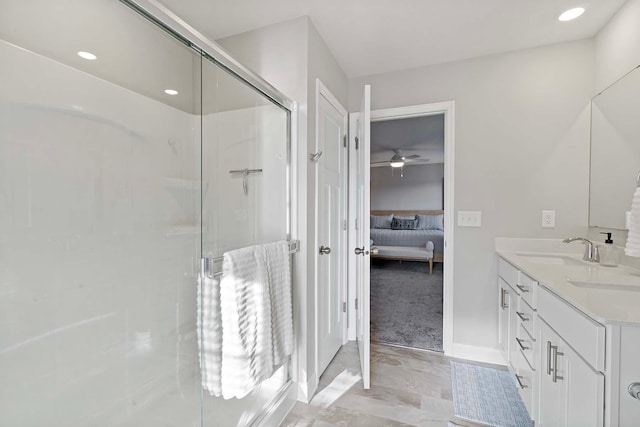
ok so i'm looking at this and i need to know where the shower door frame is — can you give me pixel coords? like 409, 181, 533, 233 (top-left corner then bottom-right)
118, 0, 298, 425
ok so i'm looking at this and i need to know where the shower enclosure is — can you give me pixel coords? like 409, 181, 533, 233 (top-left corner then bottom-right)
0, 0, 294, 425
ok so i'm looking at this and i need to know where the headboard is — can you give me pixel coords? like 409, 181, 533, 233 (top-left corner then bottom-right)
371, 210, 444, 217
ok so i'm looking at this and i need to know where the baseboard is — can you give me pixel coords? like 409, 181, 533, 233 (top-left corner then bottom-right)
451, 343, 506, 366
296, 372, 318, 403
255, 382, 297, 427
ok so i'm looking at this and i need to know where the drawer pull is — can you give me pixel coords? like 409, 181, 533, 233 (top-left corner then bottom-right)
515, 337, 529, 351
546, 341, 553, 375
551, 344, 564, 383
515, 374, 527, 389
516, 311, 529, 321
500, 288, 509, 309
516, 284, 529, 293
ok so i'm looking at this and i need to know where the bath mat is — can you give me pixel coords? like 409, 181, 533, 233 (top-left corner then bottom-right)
450, 361, 534, 427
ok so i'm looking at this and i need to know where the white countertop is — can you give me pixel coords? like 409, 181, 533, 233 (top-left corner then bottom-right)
497, 249, 640, 325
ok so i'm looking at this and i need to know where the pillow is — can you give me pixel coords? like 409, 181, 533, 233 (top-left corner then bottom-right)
371, 214, 393, 229
391, 217, 418, 230
417, 214, 444, 231
394, 215, 417, 221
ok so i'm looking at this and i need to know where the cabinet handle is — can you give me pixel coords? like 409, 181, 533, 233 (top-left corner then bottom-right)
516, 311, 529, 321
515, 337, 529, 351
500, 288, 508, 309
516, 284, 529, 293
515, 374, 528, 389
546, 341, 553, 376
551, 344, 564, 383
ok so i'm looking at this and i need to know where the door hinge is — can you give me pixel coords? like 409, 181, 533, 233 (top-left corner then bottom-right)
343, 220, 347, 231
355, 218, 358, 230
342, 302, 347, 313
355, 136, 359, 150
343, 134, 347, 148
355, 298, 359, 310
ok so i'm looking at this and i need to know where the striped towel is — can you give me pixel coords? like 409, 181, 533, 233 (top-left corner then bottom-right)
626, 188, 640, 257
197, 241, 293, 399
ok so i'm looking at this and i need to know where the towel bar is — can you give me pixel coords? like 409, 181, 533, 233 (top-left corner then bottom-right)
201, 240, 300, 278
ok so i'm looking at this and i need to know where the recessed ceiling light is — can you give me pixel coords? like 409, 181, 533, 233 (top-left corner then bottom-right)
164, 89, 178, 95
558, 7, 585, 22
77, 51, 97, 60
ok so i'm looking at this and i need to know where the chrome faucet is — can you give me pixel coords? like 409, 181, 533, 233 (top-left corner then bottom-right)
562, 237, 600, 262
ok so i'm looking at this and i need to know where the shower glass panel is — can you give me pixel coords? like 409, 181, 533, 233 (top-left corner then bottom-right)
200, 58, 290, 426
0, 1, 203, 425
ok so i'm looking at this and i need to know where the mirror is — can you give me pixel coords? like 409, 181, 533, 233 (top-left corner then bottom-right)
589, 65, 640, 230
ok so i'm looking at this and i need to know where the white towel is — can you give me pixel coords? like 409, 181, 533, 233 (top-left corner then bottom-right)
264, 241, 294, 367
197, 270, 222, 396
197, 242, 294, 399
625, 188, 640, 257
220, 245, 272, 399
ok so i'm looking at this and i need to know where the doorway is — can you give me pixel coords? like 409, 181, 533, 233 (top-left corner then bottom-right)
369, 114, 446, 352
348, 99, 455, 387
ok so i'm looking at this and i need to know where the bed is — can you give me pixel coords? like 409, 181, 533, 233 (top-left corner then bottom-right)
370, 210, 444, 272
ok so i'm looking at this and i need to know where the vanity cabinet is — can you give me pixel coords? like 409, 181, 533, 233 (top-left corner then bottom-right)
497, 258, 537, 417
537, 319, 605, 427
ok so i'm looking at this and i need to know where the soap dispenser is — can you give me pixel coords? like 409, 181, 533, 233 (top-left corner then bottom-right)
599, 232, 619, 267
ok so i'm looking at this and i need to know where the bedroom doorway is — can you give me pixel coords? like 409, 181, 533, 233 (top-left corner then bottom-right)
355, 101, 454, 356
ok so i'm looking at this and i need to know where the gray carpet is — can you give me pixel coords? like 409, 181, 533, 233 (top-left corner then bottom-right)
370, 259, 443, 351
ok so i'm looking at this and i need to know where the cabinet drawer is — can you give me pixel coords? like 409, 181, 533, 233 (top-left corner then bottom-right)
517, 271, 537, 308
498, 257, 518, 288
515, 323, 536, 369
538, 286, 605, 372
516, 297, 536, 338
512, 349, 534, 418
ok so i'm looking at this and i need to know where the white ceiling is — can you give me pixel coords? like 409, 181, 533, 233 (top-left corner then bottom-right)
371, 115, 444, 167
158, 0, 627, 78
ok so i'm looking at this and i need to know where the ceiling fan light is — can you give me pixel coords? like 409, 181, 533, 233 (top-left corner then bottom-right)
390, 161, 404, 168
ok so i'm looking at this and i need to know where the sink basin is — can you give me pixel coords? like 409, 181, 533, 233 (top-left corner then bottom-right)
516, 253, 585, 266
568, 280, 640, 292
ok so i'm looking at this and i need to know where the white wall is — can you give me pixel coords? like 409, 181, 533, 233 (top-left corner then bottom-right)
350, 40, 594, 356
594, 0, 640, 93
217, 16, 348, 401
371, 164, 444, 211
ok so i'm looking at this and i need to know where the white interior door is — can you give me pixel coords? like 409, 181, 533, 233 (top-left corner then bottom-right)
354, 85, 371, 389
316, 85, 348, 377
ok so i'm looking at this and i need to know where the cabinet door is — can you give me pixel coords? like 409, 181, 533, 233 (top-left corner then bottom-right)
564, 340, 604, 427
538, 320, 604, 427
538, 321, 567, 427
498, 278, 511, 357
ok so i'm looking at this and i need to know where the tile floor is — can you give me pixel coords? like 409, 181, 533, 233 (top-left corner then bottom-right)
281, 342, 487, 427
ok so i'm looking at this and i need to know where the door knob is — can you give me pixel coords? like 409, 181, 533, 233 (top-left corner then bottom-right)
354, 247, 367, 256
629, 382, 640, 400
319, 246, 331, 255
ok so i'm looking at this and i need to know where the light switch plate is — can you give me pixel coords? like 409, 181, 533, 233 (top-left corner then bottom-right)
458, 211, 481, 227
542, 210, 555, 228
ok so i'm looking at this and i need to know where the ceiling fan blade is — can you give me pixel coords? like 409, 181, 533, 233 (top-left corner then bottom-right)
371, 160, 390, 164
405, 157, 429, 163
402, 154, 420, 160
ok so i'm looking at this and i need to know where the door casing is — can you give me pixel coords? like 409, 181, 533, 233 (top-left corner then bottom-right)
314, 79, 349, 386
347, 100, 456, 356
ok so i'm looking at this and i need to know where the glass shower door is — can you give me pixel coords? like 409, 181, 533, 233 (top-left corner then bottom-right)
199, 57, 291, 426
0, 1, 203, 425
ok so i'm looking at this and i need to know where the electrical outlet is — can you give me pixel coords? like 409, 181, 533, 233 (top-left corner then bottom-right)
458, 211, 481, 227
542, 210, 555, 228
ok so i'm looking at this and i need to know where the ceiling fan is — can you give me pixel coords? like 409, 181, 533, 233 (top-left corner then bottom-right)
371, 149, 422, 168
